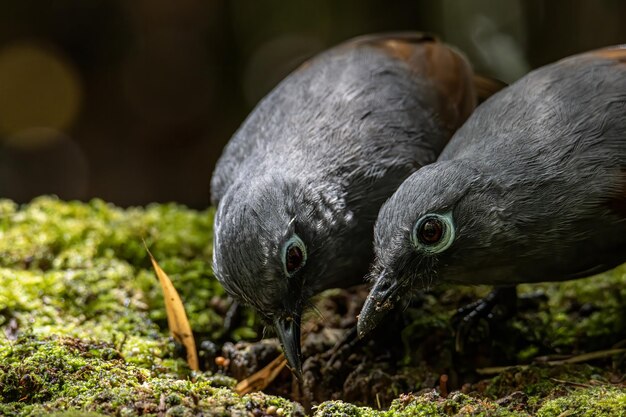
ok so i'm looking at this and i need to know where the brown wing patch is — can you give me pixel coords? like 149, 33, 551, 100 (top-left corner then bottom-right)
589, 46, 626, 65
362, 34, 478, 136
472, 74, 507, 104
364, 33, 438, 62
347, 32, 438, 51
295, 33, 437, 77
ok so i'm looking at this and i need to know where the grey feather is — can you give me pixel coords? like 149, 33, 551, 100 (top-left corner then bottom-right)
210, 33, 481, 321
372, 46, 626, 294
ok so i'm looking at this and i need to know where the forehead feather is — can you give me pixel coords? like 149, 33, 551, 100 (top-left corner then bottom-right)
212, 180, 293, 312
386, 161, 475, 216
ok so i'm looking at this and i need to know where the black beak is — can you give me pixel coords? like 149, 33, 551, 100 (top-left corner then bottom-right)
274, 316, 302, 379
357, 271, 407, 338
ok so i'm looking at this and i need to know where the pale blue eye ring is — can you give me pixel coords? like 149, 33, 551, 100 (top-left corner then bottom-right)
282, 234, 307, 276
411, 212, 455, 253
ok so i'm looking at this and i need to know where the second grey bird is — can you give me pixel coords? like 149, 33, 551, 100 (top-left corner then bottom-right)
358, 46, 626, 339
210, 33, 500, 375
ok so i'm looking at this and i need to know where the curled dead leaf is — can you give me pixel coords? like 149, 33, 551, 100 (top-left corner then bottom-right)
235, 353, 287, 395
145, 243, 199, 371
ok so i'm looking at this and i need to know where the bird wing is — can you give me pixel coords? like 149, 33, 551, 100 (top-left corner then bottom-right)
348, 33, 505, 134
210, 33, 507, 206
350, 33, 478, 135
588, 45, 626, 64
589, 47, 626, 218
210, 33, 476, 205
472, 74, 507, 103
210, 34, 444, 205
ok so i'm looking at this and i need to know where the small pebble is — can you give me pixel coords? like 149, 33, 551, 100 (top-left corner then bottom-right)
215, 356, 226, 367
200, 340, 218, 356
266, 405, 277, 415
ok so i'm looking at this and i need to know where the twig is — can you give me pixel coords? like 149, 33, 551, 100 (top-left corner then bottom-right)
476, 348, 626, 375
439, 374, 449, 398
476, 365, 529, 375
549, 378, 593, 388
550, 348, 626, 365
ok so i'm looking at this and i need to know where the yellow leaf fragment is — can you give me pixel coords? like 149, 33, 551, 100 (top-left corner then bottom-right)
235, 353, 287, 395
146, 245, 199, 371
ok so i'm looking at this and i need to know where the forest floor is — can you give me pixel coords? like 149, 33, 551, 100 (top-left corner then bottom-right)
0, 197, 625, 416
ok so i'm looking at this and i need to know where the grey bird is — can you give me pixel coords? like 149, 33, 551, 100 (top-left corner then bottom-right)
358, 46, 626, 340
210, 33, 501, 376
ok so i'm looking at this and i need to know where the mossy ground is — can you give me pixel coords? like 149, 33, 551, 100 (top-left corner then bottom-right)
0, 197, 625, 416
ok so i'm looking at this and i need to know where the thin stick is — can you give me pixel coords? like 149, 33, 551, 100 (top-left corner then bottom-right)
476, 348, 626, 375
549, 378, 593, 388
439, 374, 449, 398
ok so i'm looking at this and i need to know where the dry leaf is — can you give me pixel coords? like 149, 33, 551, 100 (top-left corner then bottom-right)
235, 353, 287, 395
234, 325, 316, 394
146, 244, 199, 371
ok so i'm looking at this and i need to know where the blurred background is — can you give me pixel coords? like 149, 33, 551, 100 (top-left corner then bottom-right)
0, 0, 624, 208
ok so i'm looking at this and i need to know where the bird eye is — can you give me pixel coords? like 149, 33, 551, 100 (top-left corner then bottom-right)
282, 234, 307, 276
411, 212, 455, 253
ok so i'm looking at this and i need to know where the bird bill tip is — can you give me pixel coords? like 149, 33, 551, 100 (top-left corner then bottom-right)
274, 317, 303, 378
357, 275, 403, 338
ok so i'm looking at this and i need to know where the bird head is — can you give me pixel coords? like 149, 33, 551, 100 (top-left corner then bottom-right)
357, 160, 506, 338
213, 175, 356, 377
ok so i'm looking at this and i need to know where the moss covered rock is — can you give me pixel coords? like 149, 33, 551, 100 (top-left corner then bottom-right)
0, 197, 625, 416
313, 391, 528, 416
0, 197, 295, 416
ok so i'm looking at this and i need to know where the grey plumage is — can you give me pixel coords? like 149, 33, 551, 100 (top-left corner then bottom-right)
210, 33, 492, 374
358, 46, 626, 337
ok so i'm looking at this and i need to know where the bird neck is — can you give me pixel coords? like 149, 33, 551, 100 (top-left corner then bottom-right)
299, 179, 357, 233
279, 176, 369, 295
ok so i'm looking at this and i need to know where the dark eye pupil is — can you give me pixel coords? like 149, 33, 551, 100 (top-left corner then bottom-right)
419, 219, 443, 244
286, 244, 303, 273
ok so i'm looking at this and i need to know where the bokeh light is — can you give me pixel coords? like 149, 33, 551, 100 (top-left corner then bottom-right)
0, 42, 82, 137
0, 1, 624, 206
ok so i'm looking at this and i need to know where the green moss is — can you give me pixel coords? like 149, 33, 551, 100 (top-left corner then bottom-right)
1, 196, 625, 416
313, 401, 381, 417
0, 196, 263, 347
387, 392, 530, 417
537, 387, 626, 417
314, 392, 530, 417
40, 413, 109, 417
515, 265, 626, 353
0, 197, 293, 417
485, 364, 597, 399
0, 325, 305, 416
